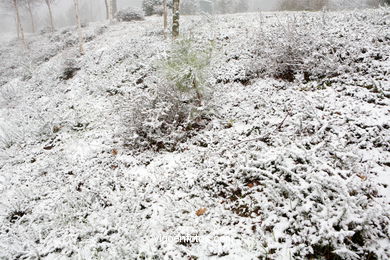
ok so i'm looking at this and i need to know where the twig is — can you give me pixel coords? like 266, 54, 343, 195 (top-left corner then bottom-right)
232, 112, 290, 148
96, 51, 104, 64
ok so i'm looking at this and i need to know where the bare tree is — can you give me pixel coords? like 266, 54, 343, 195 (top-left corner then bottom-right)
104, 0, 117, 21
108, 0, 113, 22
26, 0, 35, 32
104, 0, 109, 19
73, 0, 84, 54
172, 0, 180, 38
22, 0, 39, 33
10, 0, 27, 47
105, 0, 114, 23
112, 0, 117, 16
163, 0, 168, 38
44, 0, 54, 31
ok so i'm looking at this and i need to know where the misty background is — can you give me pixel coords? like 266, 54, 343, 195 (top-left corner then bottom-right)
0, 0, 281, 35
0, 0, 379, 36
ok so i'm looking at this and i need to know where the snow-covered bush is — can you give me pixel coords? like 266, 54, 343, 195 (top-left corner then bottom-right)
279, 0, 382, 10
208, 142, 390, 259
252, 17, 318, 82
59, 58, 80, 81
0, 122, 21, 149
127, 37, 214, 151
162, 37, 214, 107
250, 12, 387, 83
0, 84, 20, 109
0, 84, 24, 149
214, 0, 249, 14
142, 0, 172, 16
279, 0, 329, 10
116, 8, 145, 22
40, 26, 53, 35
181, 0, 200, 15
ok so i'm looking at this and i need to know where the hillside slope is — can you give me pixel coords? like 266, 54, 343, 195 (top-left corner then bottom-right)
0, 9, 389, 259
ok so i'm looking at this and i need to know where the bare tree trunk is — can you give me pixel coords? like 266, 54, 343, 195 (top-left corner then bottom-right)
163, 0, 168, 38
15, 15, 20, 38
172, 0, 180, 39
27, 1, 35, 33
104, 0, 109, 19
13, 0, 26, 48
45, 0, 54, 32
73, 0, 84, 54
108, 0, 113, 23
112, 0, 117, 17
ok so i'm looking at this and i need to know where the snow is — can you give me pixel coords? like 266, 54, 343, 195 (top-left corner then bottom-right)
0, 8, 390, 260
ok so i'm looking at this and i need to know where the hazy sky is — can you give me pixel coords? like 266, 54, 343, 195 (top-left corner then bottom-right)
0, 0, 281, 35
0, 0, 372, 36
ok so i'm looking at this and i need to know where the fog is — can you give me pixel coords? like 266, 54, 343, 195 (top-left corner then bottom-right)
0, 0, 143, 35
0, 0, 378, 36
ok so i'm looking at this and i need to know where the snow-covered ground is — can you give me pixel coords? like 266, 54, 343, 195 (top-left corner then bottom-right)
0, 8, 389, 260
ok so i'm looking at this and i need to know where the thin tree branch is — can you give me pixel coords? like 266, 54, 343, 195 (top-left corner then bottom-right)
232, 112, 291, 148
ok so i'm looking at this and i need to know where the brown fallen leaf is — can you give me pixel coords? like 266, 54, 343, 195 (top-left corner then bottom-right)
196, 208, 207, 216
43, 145, 55, 150
357, 174, 367, 181
247, 183, 255, 188
111, 149, 118, 156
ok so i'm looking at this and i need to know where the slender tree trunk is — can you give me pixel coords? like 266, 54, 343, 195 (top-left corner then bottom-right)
112, 0, 117, 17
13, 0, 26, 48
108, 0, 113, 23
15, 15, 20, 39
104, 0, 109, 19
27, 1, 35, 33
163, 0, 168, 38
172, 0, 180, 39
73, 0, 84, 54
45, 0, 54, 32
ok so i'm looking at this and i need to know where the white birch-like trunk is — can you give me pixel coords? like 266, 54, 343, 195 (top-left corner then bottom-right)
104, 0, 109, 19
73, 0, 84, 54
15, 15, 20, 39
14, 0, 26, 48
112, 0, 117, 17
45, 0, 54, 32
172, 0, 180, 39
27, 1, 35, 33
108, 0, 113, 23
163, 0, 168, 38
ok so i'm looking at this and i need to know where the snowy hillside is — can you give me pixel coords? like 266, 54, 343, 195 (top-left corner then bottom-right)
0, 8, 390, 260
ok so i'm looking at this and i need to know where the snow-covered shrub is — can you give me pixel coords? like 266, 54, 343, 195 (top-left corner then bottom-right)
208, 144, 390, 259
279, 0, 329, 11
142, 0, 172, 16
181, 0, 200, 15
40, 26, 53, 35
127, 37, 214, 151
162, 37, 214, 107
251, 14, 361, 83
252, 17, 315, 82
116, 8, 145, 22
214, 0, 249, 14
0, 84, 20, 109
0, 122, 22, 149
94, 25, 108, 36
59, 58, 80, 80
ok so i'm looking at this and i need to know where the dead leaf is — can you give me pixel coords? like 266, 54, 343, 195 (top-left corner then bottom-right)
357, 174, 367, 181
196, 208, 207, 216
247, 183, 255, 188
111, 149, 118, 156
43, 145, 55, 150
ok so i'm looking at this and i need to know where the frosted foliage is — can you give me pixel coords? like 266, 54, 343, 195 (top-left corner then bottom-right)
0, 8, 389, 260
